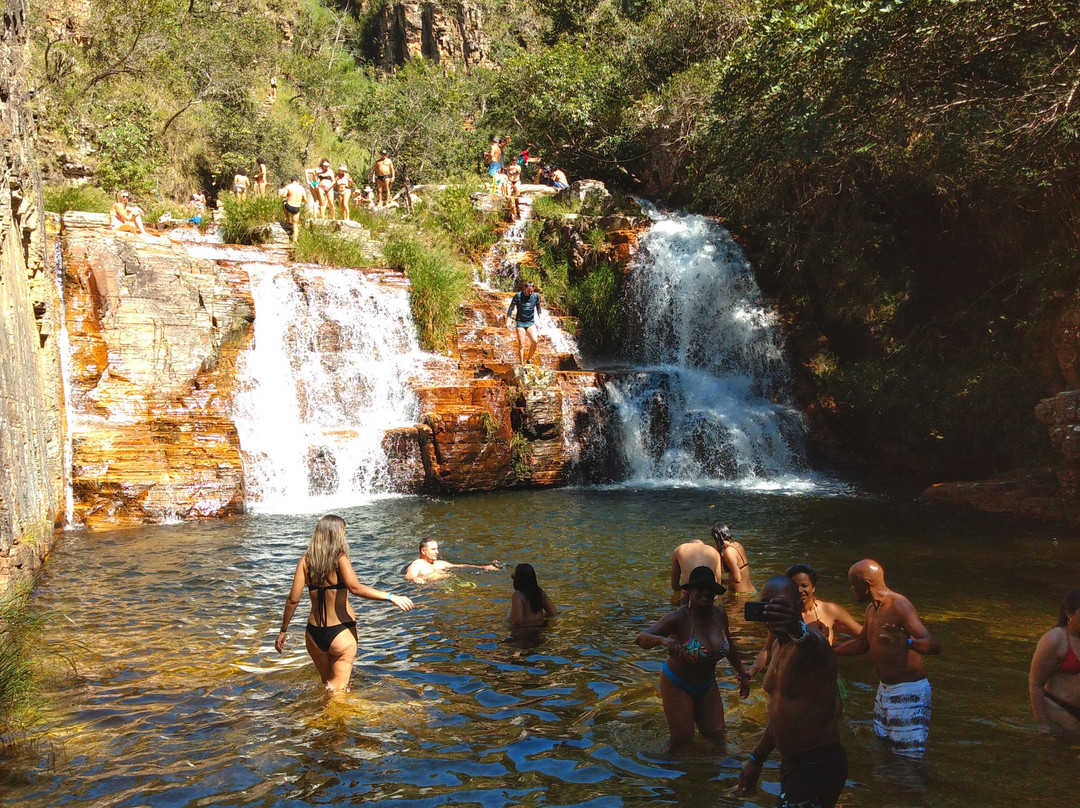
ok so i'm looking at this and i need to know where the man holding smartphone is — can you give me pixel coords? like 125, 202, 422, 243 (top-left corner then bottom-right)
739, 576, 847, 808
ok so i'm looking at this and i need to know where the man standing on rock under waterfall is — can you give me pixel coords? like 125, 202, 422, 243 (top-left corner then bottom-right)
507, 280, 541, 365
834, 559, 940, 760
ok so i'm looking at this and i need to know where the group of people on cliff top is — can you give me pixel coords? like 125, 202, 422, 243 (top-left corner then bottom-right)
275, 513, 1080, 808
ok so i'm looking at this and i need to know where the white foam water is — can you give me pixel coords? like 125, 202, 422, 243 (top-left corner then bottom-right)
608, 207, 810, 487
232, 264, 426, 513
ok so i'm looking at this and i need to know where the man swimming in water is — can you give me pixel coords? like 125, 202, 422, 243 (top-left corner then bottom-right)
404, 538, 498, 583
834, 559, 940, 759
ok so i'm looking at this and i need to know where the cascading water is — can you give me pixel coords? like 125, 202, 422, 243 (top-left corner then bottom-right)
605, 206, 808, 487
232, 263, 426, 512
51, 240, 77, 526
479, 193, 580, 356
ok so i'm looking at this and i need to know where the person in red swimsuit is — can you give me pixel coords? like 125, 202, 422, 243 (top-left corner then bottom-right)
1029, 589, 1080, 736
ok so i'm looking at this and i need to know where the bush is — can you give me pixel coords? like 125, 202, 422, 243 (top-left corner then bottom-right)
42, 184, 113, 215
384, 233, 472, 351
420, 184, 500, 261
220, 195, 286, 245
294, 228, 370, 267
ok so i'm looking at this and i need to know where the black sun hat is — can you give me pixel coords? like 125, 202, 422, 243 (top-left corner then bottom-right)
680, 566, 727, 596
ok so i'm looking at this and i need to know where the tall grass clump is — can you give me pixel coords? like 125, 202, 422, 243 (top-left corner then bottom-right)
42, 184, 112, 215
0, 582, 46, 746
220, 195, 284, 245
569, 263, 622, 356
294, 228, 370, 267
384, 233, 471, 352
530, 194, 580, 218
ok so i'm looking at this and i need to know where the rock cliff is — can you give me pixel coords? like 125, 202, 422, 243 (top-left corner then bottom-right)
0, 0, 65, 590
60, 215, 255, 527
366, 1, 492, 71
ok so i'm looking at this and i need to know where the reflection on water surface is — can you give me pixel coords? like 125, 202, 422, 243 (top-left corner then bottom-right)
6, 484, 1080, 806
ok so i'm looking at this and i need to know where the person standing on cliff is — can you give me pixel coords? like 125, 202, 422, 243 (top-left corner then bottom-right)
834, 559, 940, 759
280, 177, 306, 244
373, 149, 395, 208
233, 168, 251, 202
506, 280, 541, 365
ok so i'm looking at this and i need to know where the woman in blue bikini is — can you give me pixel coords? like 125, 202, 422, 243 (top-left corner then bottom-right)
276, 514, 414, 691
636, 566, 750, 747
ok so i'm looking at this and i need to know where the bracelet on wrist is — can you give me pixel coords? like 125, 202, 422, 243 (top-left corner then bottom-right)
386, 593, 394, 602
750, 752, 766, 764
791, 620, 811, 644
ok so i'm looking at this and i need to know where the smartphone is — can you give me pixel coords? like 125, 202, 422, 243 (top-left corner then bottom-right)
744, 601, 769, 622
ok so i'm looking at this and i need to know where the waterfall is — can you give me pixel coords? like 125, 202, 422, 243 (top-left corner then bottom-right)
605, 207, 808, 487
232, 264, 426, 512
51, 240, 77, 526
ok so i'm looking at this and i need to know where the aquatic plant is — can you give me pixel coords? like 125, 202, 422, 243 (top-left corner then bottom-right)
0, 582, 45, 748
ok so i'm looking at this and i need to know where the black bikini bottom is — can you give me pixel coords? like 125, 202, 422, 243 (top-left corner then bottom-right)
306, 621, 356, 653
1044, 688, 1080, 722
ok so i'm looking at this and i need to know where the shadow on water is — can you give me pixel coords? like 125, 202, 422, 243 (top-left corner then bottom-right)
4, 482, 1080, 806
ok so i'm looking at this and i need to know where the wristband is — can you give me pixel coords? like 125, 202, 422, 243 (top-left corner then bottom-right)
386, 593, 394, 602
790, 620, 811, 644
750, 752, 766, 764
907, 637, 913, 649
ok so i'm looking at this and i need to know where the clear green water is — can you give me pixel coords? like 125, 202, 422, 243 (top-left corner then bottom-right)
4, 482, 1079, 806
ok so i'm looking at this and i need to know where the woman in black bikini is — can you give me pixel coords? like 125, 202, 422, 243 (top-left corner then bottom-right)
1029, 589, 1080, 736
275, 514, 413, 691
713, 523, 755, 595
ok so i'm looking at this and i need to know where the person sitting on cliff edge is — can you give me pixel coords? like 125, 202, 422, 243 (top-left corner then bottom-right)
109, 190, 149, 235
404, 538, 498, 583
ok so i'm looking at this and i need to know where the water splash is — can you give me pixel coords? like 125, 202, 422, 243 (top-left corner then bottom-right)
232, 264, 427, 512
607, 207, 808, 487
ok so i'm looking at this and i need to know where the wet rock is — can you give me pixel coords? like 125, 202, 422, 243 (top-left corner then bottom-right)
557, 179, 611, 211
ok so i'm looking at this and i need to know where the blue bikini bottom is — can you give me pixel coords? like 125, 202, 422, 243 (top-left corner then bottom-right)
662, 659, 716, 703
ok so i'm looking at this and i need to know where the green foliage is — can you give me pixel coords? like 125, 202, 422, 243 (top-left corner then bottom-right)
509, 430, 531, 477
348, 60, 491, 184
569, 263, 623, 356
220, 195, 286, 245
384, 234, 472, 351
93, 101, 164, 195
294, 228, 370, 267
42, 184, 112, 214
419, 185, 500, 260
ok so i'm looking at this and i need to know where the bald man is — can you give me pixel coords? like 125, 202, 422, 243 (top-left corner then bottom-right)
834, 559, 940, 759
739, 576, 847, 808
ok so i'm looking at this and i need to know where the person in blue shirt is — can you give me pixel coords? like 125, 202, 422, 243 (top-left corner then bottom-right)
506, 280, 541, 365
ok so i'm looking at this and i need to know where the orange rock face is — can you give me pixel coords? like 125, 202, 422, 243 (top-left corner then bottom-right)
61, 215, 255, 527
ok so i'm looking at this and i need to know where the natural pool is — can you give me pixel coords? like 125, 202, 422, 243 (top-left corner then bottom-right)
4, 481, 1079, 807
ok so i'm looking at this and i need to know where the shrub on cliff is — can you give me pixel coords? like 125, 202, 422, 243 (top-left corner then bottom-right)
42, 184, 112, 215
293, 229, 370, 268
220, 196, 286, 245
384, 234, 471, 352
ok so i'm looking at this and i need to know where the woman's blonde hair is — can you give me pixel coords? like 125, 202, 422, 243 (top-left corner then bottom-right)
305, 514, 348, 585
